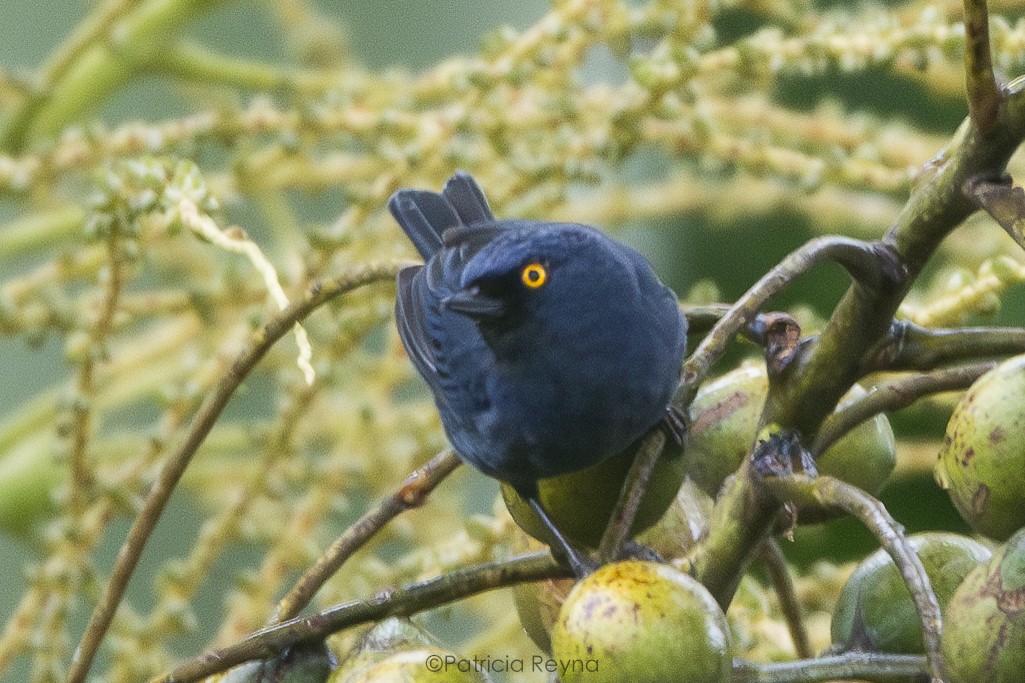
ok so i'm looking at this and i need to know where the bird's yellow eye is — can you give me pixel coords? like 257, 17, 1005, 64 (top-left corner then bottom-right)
521, 263, 547, 289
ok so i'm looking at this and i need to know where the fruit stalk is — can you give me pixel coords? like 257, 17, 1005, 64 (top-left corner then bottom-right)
761, 472, 945, 682
731, 652, 929, 683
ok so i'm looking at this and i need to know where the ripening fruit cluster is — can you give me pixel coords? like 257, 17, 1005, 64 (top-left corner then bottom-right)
512, 355, 1025, 682
551, 561, 732, 683
931, 355, 1025, 682
824, 355, 1025, 683
295, 355, 1025, 682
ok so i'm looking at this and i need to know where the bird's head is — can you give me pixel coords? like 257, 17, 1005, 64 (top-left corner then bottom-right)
441, 222, 640, 335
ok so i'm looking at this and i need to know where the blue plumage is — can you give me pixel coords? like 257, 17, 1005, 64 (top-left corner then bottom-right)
391, 173, 686, 569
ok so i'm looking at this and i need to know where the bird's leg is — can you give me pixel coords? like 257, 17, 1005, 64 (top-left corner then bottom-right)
523, 494, 597, 578
660, 404, 688, 446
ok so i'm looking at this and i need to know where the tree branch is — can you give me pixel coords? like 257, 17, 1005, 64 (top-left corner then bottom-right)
690, 27, 1025, 616
811, 361, 995, 455
963, 0, 1000, 134
732, 653, 928, 683
676, 237, 893, 409
761, 472, 945, 683
758, 540, 812, 659
868, 320, 1025, 371
597, 429, 667, 563
67, 261, 409, 683
156, 552, 566, 683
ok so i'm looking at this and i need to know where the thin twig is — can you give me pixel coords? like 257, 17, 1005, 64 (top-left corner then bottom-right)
67, 261, 409, 683
156, 552, 567, 683
732, 652, 928, 683
758, 540, 812, 659
869, 320, 1025, 371
176, 199, 316, 384
676, 237, 891, 409
811, 361, 996, 455
682, 304, 776, 344
762, 474, 945, 683
596, 430, 666, 563
271, 449, 462, 623
69, 219, 125, 509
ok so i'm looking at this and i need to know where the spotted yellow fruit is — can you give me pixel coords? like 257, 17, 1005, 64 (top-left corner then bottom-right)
943, 527, 1025, 683
512, 482, 712, 654
551, 561, 731, 683
936, 355, 1025, 540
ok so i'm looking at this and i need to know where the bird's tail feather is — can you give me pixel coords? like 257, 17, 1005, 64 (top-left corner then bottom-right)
443, 172, 494, 226
388, 190, 458, 260
388, 172, 495, 259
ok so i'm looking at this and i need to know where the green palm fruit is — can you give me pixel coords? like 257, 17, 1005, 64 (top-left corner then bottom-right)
685, 363, 895, 498
831, 532, 991, 654
501, 435, 686, 549
936, 355, 1025, 540
942, 527, 1025, 683
551, 561, 732, 683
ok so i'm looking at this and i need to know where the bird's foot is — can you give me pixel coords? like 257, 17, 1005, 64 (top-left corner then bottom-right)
660, 405, 688, 446
552, 542, 599, 578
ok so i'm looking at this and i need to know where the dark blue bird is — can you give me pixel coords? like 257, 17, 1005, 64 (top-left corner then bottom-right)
391, 173, 687, 571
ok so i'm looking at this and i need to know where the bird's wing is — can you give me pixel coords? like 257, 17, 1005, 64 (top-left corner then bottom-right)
443, 172, 494, 226
397, 260, 481, 426
620, 243, 689, 357
395, 265, 441, 387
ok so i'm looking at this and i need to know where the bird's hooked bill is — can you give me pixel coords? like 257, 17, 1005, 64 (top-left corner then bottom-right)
442, 286, 506, 318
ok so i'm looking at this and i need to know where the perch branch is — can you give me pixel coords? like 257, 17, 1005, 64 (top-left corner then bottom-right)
157, 552, 567, 683
597, 429, 667, 563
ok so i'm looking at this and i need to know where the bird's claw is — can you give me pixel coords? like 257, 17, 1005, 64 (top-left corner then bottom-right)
555, 545, 599, 578
660, 405, 688, 446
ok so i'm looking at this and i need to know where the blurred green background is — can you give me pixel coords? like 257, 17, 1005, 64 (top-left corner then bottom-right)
2, 1, 1024, 681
